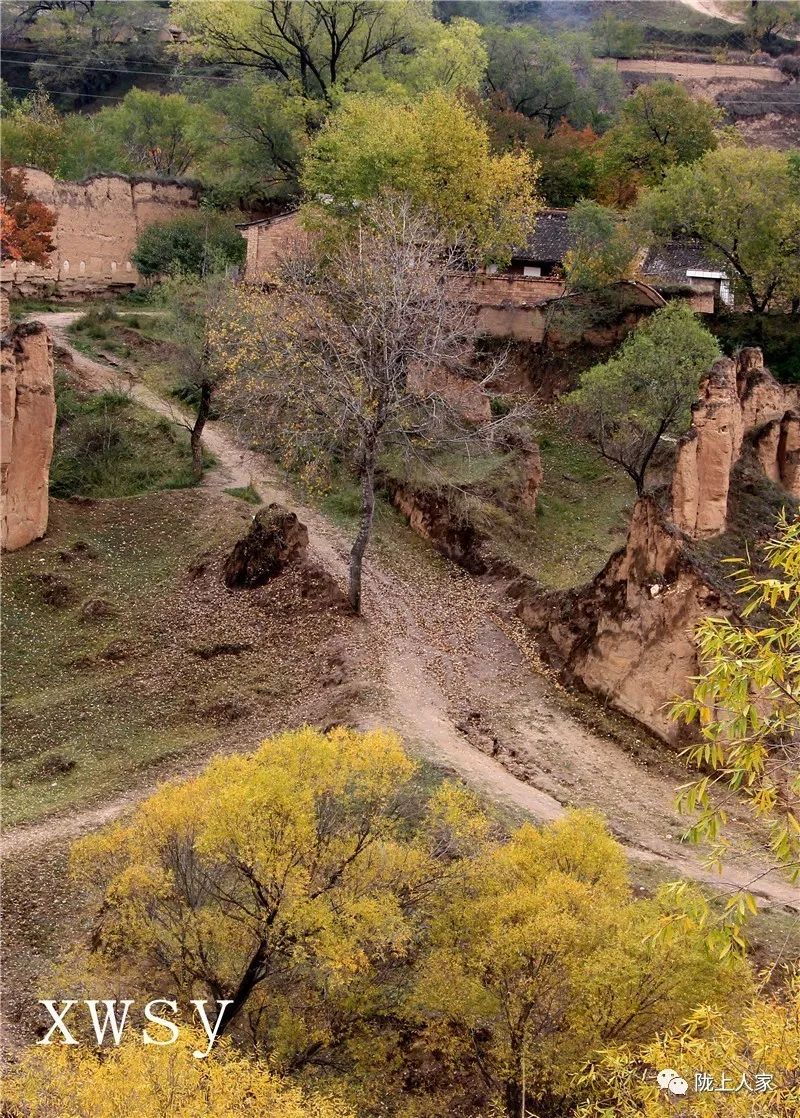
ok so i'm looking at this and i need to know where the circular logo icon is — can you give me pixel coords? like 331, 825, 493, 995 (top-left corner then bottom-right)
657, 1068, 678, 1089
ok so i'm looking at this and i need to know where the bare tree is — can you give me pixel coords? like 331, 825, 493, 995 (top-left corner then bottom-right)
215, 195, 515, 613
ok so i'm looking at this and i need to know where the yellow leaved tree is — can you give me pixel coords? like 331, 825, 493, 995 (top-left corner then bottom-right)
4, 1030, 352, 1118
576, 971, 800, 1117
65, 726, 483, 1075
301, 89, 538, 266
22, 729, 751, 1118
403, 812, 747, 1118
671, 514, 800, 920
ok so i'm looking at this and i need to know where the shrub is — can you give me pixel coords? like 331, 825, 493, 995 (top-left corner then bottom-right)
131, 212, 245, 278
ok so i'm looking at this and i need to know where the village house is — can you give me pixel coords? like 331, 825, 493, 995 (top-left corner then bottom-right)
496, 208, 732, 312
238, 207, 733, 315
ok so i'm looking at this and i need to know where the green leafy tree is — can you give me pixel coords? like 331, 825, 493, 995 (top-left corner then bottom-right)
0, 86, 99, 178
172, 0, 428, 103
157, 274, 228, 478
567, 302, 722, 495
302, 89, 538, 267
592, 10, 644, 58
3, 1, 171, 103
197, 80, 320, 207
344, 14, 488, 98
94, 89, 219, 178
601, 81, 722, 195
638, 147, 800, 313
131, 212, 245, 279
672, 515, 800, 895
484, 25, 621, 136
746, 0, 800, 49
563, 200, 638, 291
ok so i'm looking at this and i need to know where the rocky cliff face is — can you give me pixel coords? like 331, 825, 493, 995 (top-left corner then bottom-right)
1, 322, 56, 551
513, 497, 726, 743
671, 347, 800, 538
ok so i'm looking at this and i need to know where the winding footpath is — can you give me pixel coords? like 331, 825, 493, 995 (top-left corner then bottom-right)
5, 311, 799, 915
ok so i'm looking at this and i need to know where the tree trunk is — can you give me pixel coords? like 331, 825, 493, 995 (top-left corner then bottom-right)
504, 1076, 523, 1118
190, 381, 212, 479
348, 455, 376, 615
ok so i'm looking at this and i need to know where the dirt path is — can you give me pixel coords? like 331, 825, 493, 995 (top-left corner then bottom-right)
677, 0, 743, 23
6, 311, 798, 914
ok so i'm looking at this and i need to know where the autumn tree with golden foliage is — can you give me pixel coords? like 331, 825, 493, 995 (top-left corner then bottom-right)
672, 514, 800, 912
5, 1030, 353, 1118
53, 727, 750, 1118
576, 971, 800, 1117
302, 90, 538, 267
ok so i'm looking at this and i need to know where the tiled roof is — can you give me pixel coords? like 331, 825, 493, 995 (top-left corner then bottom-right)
641, 240, 722, 283
512, 209, 572, 264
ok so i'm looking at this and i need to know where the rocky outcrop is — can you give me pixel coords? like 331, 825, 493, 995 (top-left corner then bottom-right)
224, 504, 309, 588
671, 348, 800, 538
514, 497, 726, 743
1, 321, 56, 551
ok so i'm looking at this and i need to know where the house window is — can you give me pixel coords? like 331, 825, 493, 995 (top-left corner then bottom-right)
523, 265, 542, 278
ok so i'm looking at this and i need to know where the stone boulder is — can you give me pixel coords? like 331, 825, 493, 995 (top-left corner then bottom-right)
671, 348, 800, 538
223, 504, 309, 588
1, 321, 56, 551
514, 497, 726, 743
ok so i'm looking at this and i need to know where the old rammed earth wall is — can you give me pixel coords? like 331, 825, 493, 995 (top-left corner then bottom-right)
0, 168, 200, 295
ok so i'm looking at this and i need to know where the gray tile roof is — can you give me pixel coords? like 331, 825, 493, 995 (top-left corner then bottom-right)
512, 209, 572, 264
641, 240, 722, 284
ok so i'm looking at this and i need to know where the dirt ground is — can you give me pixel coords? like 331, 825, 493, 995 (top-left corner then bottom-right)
3, 313, 799, 1052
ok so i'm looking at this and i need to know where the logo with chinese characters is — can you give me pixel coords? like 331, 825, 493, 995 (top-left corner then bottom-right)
657, 1068, 774, 1095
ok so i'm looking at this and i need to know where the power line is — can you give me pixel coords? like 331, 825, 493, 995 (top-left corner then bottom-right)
6, 83, 133, 100
1, 50, 241, 83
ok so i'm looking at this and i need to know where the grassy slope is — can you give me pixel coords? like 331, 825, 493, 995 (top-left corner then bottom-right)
516, 427, 634, 588
2, 487, 348, 826
2, 493, 225, 824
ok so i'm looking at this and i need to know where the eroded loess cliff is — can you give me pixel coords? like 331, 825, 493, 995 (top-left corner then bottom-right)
519, 348, 798, 743
1, 321, 56, 551
671, 348, 800, 538
512, 497, 726, 743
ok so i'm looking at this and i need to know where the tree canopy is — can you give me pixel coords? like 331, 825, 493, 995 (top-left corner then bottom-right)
638, 146, 800, 314
6, 1031, 354, 1118
302, 89, 538, 265
0, 161, 56, 264
567, 302, 722, 495
577, 973, 800, 1117
484, 24, 622, 135
601, 81, 722, 197
672, 514, 800, 893
131, 212, 245, 279
63, 725, 745, 1118
172, 0, 429, 102
563, 200, 638, 292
